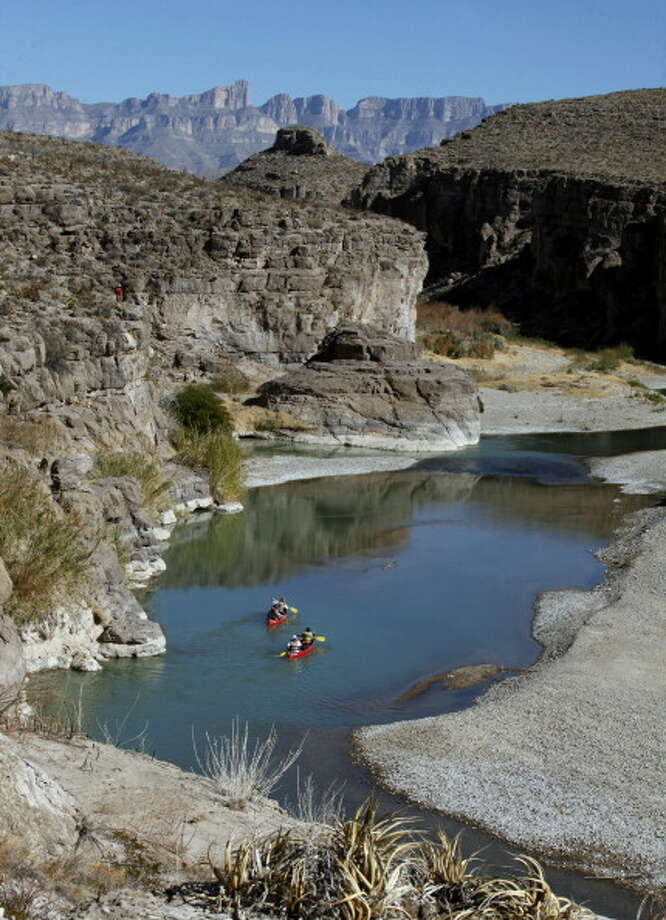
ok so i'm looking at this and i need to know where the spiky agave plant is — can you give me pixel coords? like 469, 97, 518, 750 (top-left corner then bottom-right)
327, 801, 419, 920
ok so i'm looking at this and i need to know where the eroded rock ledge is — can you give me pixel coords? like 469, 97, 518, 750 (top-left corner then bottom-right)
256, 323, 481, 451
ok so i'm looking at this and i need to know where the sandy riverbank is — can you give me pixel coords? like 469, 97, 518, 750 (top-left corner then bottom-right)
356, 451, 666, 895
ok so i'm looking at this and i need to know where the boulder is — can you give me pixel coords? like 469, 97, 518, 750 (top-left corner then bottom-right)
257, 324, 480, 451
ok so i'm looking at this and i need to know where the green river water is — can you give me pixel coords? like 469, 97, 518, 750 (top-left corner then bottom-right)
34, 427, 666, 918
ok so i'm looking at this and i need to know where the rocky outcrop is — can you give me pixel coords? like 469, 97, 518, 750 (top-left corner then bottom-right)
351, 89, 666, 362
222, 126, 368, 205
0, 81, 509, 176
257, 324, 481, 451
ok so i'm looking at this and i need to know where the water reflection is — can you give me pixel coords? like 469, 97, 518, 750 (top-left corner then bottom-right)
160, 473, 479, 589
160, 471, 644, 591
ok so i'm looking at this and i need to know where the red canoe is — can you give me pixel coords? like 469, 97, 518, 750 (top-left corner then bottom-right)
266, 612, 288, 628
286, 642, 315, 659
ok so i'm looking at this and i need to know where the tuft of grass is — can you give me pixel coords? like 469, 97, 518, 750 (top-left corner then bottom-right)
569, 343, 634, 373
0, 415, 60, 455
93, 451, 171, 511
208, 363, 250, 395
172, 428, 244, 502
289, 770, 346, 826
193, 718, 304, 806
0, 464, 92, 624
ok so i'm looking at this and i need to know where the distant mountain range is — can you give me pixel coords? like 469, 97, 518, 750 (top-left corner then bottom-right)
0, 81, 509, 177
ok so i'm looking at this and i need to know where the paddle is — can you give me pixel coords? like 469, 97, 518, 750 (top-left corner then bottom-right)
289, 606, 299, 613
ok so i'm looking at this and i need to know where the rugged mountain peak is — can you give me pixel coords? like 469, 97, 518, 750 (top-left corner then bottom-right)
0, 80, 508, 176
271, 125, 333, 157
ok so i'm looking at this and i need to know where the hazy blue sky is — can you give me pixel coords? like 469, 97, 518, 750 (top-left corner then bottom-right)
1, 0, 664, 107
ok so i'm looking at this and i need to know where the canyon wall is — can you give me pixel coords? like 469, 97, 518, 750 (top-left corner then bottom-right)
351, 89, 666, 361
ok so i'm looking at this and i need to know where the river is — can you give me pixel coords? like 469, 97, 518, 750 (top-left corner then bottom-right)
33, 427, 666, 918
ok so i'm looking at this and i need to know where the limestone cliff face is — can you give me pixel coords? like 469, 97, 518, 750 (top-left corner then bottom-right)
0, 129, 426, 448
0, 81, 508, 176
351, 90, 666, 361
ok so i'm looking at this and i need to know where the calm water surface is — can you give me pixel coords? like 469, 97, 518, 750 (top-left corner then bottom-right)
36, 428, 666, 917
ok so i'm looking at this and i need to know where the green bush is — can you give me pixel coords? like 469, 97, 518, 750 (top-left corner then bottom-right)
0, 465, 92, 623
93, 452, 170, 511
171, 384, 232, 433
173, 428, 244, 502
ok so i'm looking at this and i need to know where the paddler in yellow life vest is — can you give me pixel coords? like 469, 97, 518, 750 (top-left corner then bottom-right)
300, 627, 315, 647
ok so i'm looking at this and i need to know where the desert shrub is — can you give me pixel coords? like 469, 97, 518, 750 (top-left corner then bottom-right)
171, 383, 232, 434
418, 302, 507, 360
417, 300, 513, 337
208, 363, 250, 394
172, 428, 244, 502
93, 452, 170, 511
0, 465, 92, 623
0, 415, 60, 455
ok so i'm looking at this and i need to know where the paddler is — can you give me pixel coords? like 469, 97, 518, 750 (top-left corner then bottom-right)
287, 634, 302, 654
300, 627, 315, 647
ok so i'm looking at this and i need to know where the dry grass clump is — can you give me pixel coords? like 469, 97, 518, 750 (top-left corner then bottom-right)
0, 464, 92, 623
170, 800, 591, 920
208, 363, 251, 395
193, 719, 303, 806
93, 451, 171, 511
417, 301, 512, 360
0, 414, 61, 455
173, 428, 244, 502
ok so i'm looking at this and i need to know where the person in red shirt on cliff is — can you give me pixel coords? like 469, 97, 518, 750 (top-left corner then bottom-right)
114, 284, 124, 302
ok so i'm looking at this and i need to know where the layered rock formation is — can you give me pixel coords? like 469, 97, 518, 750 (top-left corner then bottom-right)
257, 324, 481, 450
351, 89, 666, 362
222, 126, 368, 205
0, 81, 508, 176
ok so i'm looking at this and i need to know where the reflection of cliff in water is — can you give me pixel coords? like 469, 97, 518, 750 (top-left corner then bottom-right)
160, 472, 479, 589
463, 476, 652, 538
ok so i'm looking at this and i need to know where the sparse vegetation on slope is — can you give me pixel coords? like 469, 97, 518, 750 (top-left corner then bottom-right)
0, 465, 92, 623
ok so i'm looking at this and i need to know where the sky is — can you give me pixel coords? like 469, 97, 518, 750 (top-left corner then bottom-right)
0, 0, 664, 109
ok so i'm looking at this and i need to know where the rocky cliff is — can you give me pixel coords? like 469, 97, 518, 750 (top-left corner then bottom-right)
350, 89, 666, 362
0, 81, 508, 176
